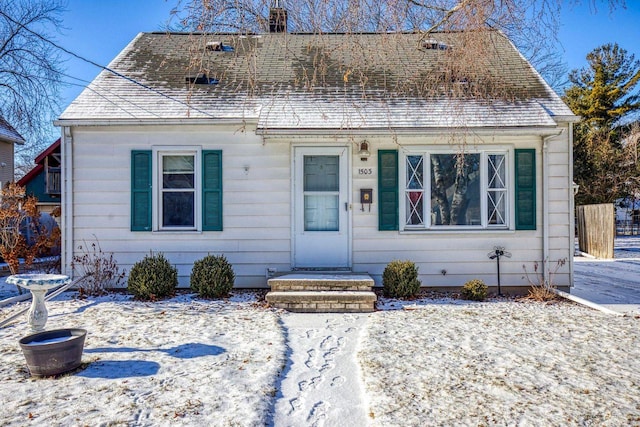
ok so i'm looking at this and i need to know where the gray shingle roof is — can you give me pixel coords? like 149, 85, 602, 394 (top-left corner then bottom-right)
59, 31, 575, 129
0, 117, 25, 144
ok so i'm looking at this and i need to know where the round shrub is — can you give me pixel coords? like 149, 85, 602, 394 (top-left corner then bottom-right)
190, 254, 235, 298
127, 252, 178, 300
461, 279, 488, 301
382, 260, 421, 298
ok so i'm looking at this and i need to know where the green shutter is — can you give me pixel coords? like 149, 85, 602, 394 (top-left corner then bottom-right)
202, 150, 223, 231
378, 150, 399, 231
515, 149, 536, 230
131, 150, 152, 231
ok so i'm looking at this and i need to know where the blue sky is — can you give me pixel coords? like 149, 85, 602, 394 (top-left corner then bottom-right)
55, 0, 640, 114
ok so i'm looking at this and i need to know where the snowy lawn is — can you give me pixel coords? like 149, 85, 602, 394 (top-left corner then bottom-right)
0, 292, 285, 426
2, 288, 640, 425
360, 298, 640, 426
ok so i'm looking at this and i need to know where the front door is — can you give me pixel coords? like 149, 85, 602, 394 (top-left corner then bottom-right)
293, 146, 350, 268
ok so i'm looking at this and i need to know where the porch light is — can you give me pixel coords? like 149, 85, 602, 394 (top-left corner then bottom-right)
359, 141, 371, 161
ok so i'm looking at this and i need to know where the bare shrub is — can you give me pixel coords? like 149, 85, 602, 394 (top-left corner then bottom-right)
522, 258, 567, 301
71, 237, 126, 296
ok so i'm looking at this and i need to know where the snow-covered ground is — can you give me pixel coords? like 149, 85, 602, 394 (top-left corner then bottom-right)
1, 239, 639, 426
573, 235, 640, 314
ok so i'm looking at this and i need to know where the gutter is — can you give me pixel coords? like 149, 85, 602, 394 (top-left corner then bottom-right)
53, 118, 256, 127
258, 126, 563, 137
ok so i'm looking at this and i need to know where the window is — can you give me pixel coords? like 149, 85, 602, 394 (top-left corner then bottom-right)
131, 149, 222, 232
401, 151, 508, 229
160, 153, 196, 229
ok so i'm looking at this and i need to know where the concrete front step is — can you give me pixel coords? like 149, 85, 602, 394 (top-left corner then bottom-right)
268, 273, 374, 292
266, 291, 377, 313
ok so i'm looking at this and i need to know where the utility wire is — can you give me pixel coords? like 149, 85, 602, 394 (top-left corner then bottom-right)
17, 53, 159, 118
0, 9, 216, 118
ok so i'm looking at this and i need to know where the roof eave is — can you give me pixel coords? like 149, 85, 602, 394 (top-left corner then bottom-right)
54, 118, 258, 127
17, 164, 43, 186
0, 135, 26, 145
34, 138, 61, 164
257, 125, 564, 137
552, 115, 581, 124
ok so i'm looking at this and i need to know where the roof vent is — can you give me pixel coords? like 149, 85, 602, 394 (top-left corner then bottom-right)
422, 39, 450, 50
185, 73, 219, 85
206, 41, 234, 52
269, 7, 287, 33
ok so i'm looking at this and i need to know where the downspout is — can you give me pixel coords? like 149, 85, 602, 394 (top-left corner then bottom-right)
568, 123, 575, 289
542, 129, 565, 284
61, 127, 73, 278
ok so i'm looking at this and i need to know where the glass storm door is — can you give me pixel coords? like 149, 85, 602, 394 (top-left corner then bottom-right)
293, 147, 350, 268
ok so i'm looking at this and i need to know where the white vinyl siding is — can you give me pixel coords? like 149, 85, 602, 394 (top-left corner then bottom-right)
66, 126, 573, 290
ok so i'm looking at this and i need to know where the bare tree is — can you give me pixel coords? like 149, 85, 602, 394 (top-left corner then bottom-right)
170, 0, 623, 92
168, 0, 623, 221
0, 0, 66, 178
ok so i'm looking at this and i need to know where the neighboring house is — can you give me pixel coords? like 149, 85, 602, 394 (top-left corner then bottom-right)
615, 196, 640, 235
17, 139, 61, 215
55, 23, 578, 291
0, 117, 25, 187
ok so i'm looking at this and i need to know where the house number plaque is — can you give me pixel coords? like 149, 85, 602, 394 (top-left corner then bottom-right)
358, 168, 373, 175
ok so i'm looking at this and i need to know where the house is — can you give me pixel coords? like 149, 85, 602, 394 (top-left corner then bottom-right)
17, 139, 61, 215
0, 117, 25, 187
55, 23, 578, 293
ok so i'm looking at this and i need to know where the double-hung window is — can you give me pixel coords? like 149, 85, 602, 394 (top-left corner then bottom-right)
131, 148, 222, 232
401, 151, 509, 229
160, 152, 197, 230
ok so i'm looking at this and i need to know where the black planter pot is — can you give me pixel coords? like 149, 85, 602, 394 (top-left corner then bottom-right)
19, 328, 87, 377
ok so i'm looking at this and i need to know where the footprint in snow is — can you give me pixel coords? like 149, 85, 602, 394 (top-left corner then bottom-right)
299, 376, 322, 391
307, 401, 329, 427
289, 398, 302, 414
320, 336, 336, 350
330, 376, 346, 387
305, 349, 317, 368
319, 361, 335, 373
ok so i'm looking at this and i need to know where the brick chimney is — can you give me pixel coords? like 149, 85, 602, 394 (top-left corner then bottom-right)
269, 3, 287, 33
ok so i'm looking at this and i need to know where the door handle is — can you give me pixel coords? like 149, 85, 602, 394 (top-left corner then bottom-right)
345, 202, 349, 211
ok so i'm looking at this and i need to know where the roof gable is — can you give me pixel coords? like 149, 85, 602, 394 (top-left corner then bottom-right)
17, 139, 60, 187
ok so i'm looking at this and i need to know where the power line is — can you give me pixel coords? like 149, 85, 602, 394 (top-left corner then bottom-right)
0, 9, 216, 118
16, 53, 159, 118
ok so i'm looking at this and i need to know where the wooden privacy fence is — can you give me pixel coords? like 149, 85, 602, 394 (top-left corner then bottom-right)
576, 203, 615, 259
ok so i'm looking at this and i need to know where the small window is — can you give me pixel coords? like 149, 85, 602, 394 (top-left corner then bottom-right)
487, 154, 507, 226
185, 73, 219, 85
161, 154, 196, 229
206, 41, 234, 52
422, 39, 450, 50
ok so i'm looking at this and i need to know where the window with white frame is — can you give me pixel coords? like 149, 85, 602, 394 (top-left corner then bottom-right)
160, 153, 197, 229
402, 151, 508, 229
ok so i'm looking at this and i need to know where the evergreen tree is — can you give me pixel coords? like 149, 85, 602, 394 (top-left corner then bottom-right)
563, 44, 640, 204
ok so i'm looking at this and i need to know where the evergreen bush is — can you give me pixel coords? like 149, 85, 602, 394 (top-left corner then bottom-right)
127, 252, 177, 300
382, 260, 421, 298
460, 279, 488, 301
190, 254, 235, 298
